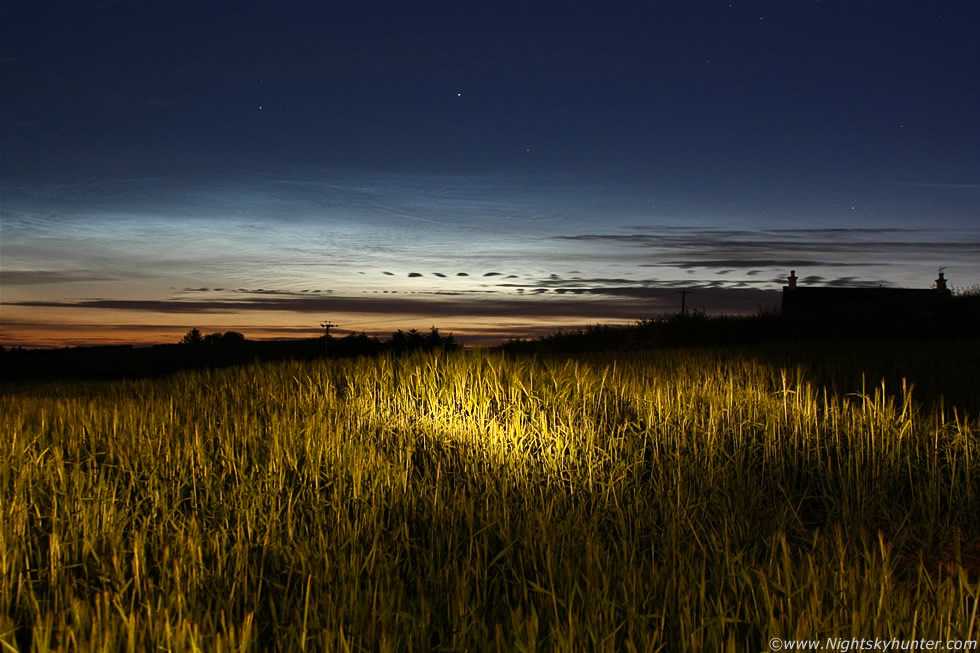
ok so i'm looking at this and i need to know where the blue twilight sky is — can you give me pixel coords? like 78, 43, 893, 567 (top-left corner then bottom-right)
2, 1, 979, 346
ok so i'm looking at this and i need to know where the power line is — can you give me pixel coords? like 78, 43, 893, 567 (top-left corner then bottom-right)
320, 321, 338, 356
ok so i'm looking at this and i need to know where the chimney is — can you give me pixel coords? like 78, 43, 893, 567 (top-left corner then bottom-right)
787, 270, 797, 289
936, 271, 947, 292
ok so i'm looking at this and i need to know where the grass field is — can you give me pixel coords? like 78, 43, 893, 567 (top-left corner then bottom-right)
2, 344, 979, 651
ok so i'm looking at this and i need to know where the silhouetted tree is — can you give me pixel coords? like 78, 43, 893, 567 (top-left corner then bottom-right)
406, 329, 425, 350
336, 331, 382, 357
389, 327, 458, 354
426, 326, 458, 350
180, 328, 204, 345
425, 326, 442, 349
221, 331, 246, 344
391, 329, 408, 353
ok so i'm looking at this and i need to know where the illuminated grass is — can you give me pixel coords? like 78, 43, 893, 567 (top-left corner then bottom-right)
2, 348, 978, 650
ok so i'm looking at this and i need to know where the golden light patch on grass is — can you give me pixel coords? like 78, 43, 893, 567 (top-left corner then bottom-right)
2, 348, 978, 650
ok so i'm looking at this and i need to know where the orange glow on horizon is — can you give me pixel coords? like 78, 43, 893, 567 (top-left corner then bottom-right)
0, 308, 638, 349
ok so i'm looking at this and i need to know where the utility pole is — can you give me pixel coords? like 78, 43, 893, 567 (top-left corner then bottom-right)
679, 289, 689, 316
320, 321, 337, 357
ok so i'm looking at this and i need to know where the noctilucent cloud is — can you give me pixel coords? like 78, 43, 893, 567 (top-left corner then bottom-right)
2, 1, 979, 346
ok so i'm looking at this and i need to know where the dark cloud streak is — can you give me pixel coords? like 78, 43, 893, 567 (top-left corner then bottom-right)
1, 270, 117, 285
652, 259, 881, 269
3, 293, 732, 320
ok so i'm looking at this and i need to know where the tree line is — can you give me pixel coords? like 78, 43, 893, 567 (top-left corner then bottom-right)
178, 326, 459, 356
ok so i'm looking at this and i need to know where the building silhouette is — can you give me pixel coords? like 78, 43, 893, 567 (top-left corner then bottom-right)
781, 270, 952, 319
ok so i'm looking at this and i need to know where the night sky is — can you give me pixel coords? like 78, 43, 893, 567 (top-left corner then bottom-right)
2, 1, 979, 347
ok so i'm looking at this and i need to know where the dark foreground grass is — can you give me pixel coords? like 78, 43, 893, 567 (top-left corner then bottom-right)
2, 346, 978, 650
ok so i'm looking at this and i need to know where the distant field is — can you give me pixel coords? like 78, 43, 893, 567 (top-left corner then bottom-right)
2, 345, 978, 651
